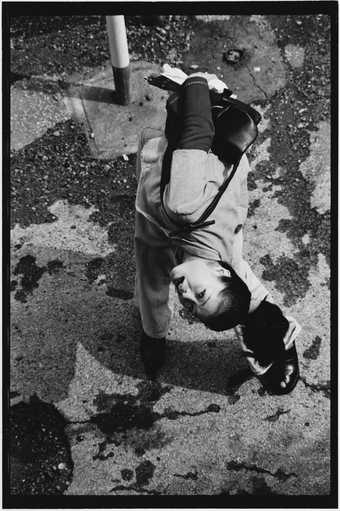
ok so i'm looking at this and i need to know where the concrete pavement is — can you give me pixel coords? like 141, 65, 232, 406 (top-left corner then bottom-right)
9, 14, 332, 498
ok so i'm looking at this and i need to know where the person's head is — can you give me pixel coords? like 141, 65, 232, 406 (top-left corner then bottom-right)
170, 258, 251, 330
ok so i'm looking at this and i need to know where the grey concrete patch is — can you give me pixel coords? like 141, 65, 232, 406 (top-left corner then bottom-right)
284, 44, 305, 68
11, 81, 70, 151
67, 62, 167, 159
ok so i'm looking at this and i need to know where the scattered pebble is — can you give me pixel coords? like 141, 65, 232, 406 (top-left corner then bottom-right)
89, 132, 95, 139
253, 66, 261, 72
223, 49, 243, 64
58, 463, 66, 470
53, 131, 60, 137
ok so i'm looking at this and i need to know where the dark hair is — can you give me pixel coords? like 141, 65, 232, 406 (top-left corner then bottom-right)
202, 261, 251, 331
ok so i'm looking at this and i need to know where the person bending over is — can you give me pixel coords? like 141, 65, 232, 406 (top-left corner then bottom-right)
134, 73, 301, 394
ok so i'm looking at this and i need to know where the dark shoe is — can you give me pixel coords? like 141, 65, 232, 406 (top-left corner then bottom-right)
140, 333, 166, 380
258, 342, 300, 395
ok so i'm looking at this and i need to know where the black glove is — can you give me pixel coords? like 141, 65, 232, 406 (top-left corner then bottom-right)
140, 331, 166, 380
243, 300, 289, 367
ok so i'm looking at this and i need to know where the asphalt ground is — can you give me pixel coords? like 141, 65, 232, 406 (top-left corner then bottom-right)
7, 12, 334, 503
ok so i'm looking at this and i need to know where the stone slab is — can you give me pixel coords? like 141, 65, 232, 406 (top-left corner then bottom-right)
67, 62, 168, 159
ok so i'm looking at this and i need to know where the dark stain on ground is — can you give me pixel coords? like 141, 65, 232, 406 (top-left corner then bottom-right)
259, 254, 311, 306
135, 447, 145, 457
9, 395, 73, 495
226, 460, 297, 482
86, 265, 134, 300
92, 439, 115, 461
300, 377, 330, 399
264, 407, 290, 422
90, 382, 220, 461
135, 460, 155, 486
90, 382, 172, 460
106, 287, 134, 300
121, 468, 134, 481
248, 198, 261, 218
174, 469, 198, 480
251, 476, 277, 495
85, 257, 105, 284
13, 255, 46, 302
303, 335, 322, 360
162, 403, 221, 421
10, 390, 21, 399
47, 259, 64, 274
91, 397, 158, 434
219, 476, 278, 495
85, 250, 135, 301
12, 255, 65, 302
228, 394, 241, 405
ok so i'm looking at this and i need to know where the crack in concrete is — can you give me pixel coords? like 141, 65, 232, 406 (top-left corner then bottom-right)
300, 377, 330, 398
162, 403, 221, 420
109, 483, 161, 495
174, 469, 198, 480
226, 460, 297, 481
264, 407, 291, 422
246, 64, 269, 100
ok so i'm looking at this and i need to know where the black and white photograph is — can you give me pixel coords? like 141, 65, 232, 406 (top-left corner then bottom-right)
4, 1, 337, 507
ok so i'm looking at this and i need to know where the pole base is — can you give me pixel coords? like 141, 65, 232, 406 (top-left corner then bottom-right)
112, 66, 130, 105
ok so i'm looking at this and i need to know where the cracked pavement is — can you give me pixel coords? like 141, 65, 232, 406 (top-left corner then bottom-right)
7, 12, 334, 500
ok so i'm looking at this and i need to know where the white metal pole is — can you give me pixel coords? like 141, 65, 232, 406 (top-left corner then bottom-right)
106, 15, 130, 105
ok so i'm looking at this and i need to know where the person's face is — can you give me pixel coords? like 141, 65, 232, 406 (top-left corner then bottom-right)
170, 258, 231, 320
